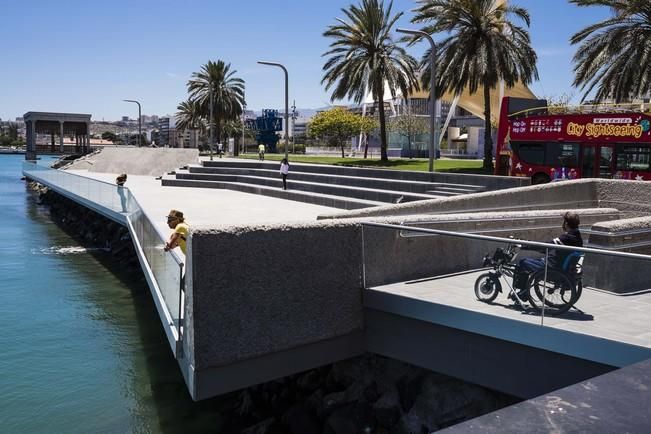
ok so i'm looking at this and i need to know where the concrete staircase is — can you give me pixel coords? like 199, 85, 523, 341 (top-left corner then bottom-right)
162, 160, 487, 210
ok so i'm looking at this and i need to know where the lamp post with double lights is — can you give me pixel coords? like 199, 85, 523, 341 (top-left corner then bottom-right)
257, 60, 289, 160
396, 28, 440, 172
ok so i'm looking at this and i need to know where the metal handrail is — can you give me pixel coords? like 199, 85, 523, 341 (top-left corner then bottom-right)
363, 221, 651, 261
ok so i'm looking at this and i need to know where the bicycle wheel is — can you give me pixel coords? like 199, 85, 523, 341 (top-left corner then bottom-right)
474, 273, 501, 303
527, 269, 576, 315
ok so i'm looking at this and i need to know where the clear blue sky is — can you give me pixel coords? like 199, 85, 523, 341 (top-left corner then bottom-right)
0, 0, 609, 121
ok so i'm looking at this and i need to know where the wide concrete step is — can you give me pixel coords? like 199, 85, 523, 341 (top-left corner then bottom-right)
189, 165, 444, 194
161, 177, 386, 210
425, 190, 464, 197
431, 185, 483, 194
176, 171, 442, 203
201, 160, 491, 189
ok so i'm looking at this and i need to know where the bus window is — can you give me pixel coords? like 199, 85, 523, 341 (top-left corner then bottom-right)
546, 143, 579, 167
512, 142, 544, 165
599, 146, 614, 178
616, 145, 651, 171
582, 146, 595, 177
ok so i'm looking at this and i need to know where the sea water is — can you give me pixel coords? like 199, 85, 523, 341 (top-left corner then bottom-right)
0, 155, 221, 433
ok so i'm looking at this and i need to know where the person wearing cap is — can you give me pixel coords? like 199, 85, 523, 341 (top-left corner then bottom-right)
164, 209, 189, 255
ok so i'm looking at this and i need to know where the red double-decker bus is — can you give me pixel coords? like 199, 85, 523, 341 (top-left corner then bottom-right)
495, 97, 651, 184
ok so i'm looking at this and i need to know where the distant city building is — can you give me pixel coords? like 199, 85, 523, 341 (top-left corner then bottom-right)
157, 117, 179, 147
158, 117, 170, 146
121, 116, 130, 122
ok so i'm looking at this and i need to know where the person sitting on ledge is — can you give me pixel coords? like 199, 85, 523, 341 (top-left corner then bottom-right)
164, 209, 189, 255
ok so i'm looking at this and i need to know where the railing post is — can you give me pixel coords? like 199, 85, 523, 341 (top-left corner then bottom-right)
541, 248, 549, 326
177, 262, 185, 358
361, 224, 367, 290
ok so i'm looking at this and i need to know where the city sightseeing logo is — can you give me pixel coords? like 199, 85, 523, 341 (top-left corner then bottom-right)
567, 117, 650, 139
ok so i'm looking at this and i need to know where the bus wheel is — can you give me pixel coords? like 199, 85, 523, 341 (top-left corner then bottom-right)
532, 173, 550, 185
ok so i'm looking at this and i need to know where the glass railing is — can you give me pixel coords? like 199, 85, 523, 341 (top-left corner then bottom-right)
127, 203, 184, 333
22, 161, 135, 214
361, 222, 651, 342
23, 161, 185, 348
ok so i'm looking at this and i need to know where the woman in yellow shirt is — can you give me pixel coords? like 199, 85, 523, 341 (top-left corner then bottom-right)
164, 209, 189, 255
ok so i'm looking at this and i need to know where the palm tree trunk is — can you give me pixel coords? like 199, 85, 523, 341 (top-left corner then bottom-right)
483, 83, 494, 172
377, 82, 388, 162
215, 114, 222, 148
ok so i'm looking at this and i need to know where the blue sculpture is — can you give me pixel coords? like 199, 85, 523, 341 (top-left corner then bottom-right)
245, 109, 283, 153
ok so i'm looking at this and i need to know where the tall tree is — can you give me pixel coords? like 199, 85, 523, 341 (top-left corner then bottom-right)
309, 107, 376, 158
187, 60, 245, 146
322, 0, 419, 162
412, 0, 538, 171
389, 101, 430, 158
571, 0, 651, 103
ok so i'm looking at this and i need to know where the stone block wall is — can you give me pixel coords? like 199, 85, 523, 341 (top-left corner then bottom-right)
187, 221, 364, 371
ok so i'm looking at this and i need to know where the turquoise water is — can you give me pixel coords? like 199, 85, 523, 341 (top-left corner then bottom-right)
0, 155, 220, 433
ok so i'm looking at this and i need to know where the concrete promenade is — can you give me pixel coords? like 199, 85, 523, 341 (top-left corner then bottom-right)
68, 169, 336, 241
368, 271, 651, 364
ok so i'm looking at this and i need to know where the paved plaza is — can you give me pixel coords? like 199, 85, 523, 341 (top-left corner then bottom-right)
369, 270, 651, 351
68, 169, 336, 238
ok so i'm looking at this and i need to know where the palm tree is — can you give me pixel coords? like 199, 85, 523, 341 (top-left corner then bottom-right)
412, 0, 538, 171
322, 0, 420, 162
571, 0, 651, 103
187, 60, 245, 145
175, 99, 205, 149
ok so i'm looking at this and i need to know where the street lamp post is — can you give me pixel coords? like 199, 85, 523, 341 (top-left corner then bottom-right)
257, 61, 289, 160
396, 28, 440, 172
123, 99, 142, 147
209, 85, 214, 161
241, 100, 247, 155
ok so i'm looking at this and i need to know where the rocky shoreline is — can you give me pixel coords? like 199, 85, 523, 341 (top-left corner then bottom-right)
27, 181, 517, 433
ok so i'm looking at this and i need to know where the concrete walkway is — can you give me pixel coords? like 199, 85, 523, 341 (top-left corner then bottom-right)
68, 170, 336, 238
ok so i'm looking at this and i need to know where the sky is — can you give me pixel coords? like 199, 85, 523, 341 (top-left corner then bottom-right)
0, 0, 610, 121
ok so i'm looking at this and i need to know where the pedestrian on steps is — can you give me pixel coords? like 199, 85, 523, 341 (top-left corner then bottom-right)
280, 158, 290, 190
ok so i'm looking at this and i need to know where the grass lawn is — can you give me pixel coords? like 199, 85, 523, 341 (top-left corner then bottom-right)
237, 153, 488, 174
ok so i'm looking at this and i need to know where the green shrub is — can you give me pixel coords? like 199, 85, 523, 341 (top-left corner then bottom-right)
276, 142, 306, 154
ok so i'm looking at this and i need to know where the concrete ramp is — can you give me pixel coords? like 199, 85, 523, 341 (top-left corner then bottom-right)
66, 147, 199, 176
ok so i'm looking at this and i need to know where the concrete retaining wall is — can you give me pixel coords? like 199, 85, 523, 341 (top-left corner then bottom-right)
65, 147, 199, 176
320, 179, 599, 220
584, 216, 651, 293
186, 208, 622, 374
362, 209, 620, 287
187, 221, 364, 371
596, 180, 651, 217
